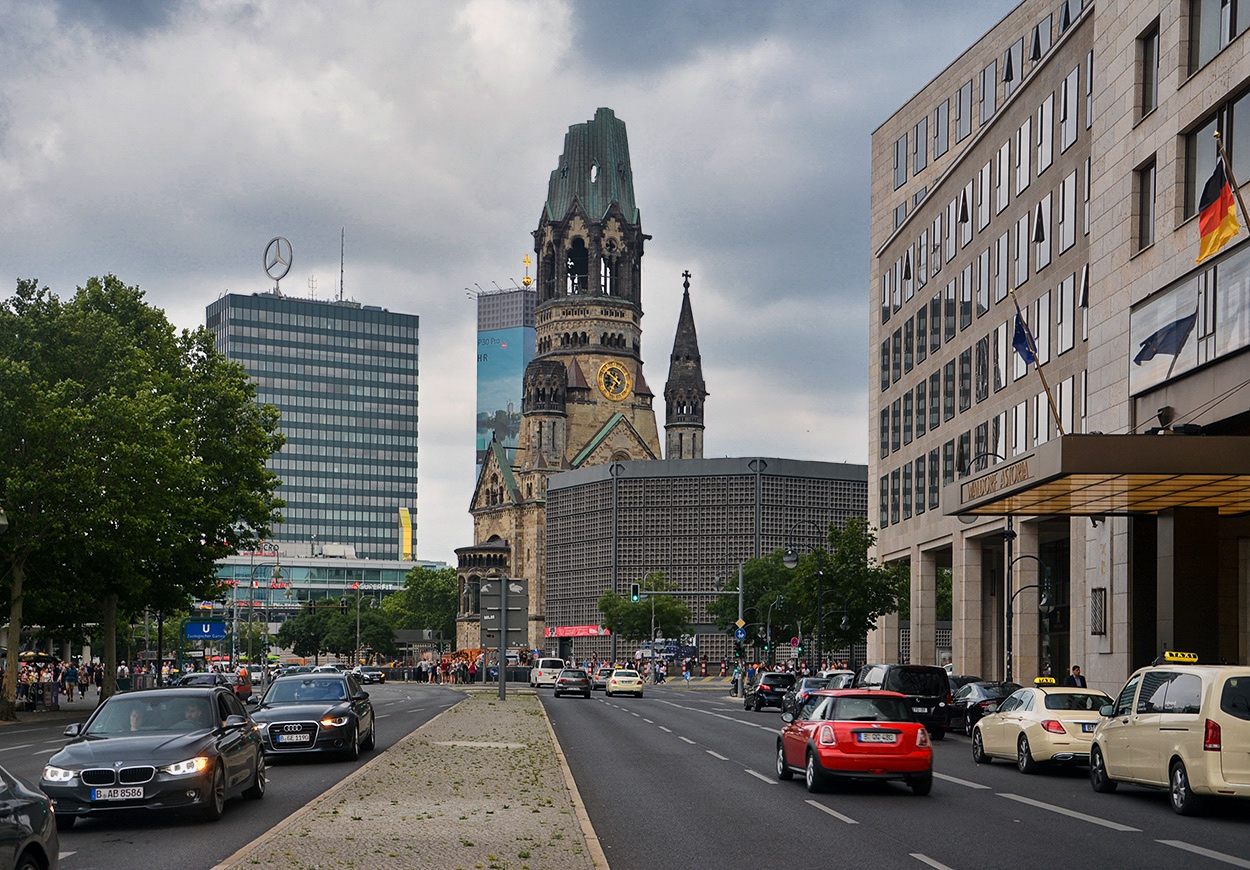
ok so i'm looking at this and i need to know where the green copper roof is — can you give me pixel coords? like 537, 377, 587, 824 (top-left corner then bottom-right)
545, 108, 640, 225
491, 439, 521, 503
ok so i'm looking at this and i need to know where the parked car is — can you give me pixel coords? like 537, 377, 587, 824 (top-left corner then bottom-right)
854, 664, 952, 739
1089, 651, 1250, 815
973, 678, 1111, 773
554, 668, 592, 698
0, 763, 58, 870
250, 673, 375, 761
606, 669, 645, 698
950, 681, 1021, 735
817, 669, 856, 689
948, 673, 983, 693
529, 658, 567, 688
744, 672, 797, 712
781, 677, 831, 716
41, 686, 265, 826
776, 689, 933, 794
592, 665, 614, 691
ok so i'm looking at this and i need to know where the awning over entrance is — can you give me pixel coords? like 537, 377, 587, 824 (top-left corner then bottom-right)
944, 434, 1250, 517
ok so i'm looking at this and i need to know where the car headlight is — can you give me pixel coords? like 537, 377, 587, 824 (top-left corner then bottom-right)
321, 716, 350, 727
42, 766, 75, 784
162, 757, 211, 776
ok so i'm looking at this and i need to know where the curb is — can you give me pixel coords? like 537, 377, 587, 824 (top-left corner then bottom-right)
538, 693, 610, 869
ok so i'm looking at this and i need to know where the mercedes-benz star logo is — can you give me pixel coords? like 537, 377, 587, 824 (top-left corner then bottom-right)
264, 237, 293, 282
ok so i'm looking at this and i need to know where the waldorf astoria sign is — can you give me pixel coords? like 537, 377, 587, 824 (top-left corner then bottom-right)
961, 457, 1033, 503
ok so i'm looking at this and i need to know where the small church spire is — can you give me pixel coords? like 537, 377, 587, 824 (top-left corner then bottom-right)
664, 271, 708, 460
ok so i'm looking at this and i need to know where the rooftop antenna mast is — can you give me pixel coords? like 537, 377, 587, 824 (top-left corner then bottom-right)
339, 227, 345, 302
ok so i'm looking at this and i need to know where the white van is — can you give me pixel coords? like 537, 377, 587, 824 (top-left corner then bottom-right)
529, 657, 566, 688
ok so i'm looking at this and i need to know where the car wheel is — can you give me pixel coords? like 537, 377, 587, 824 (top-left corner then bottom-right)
744, 697, 751, 710
931, 727, 946, 741
361, 721, 376, 751
1170, 760, 1205, 816
804, 750, 824, 793
753, 697, 763, 712
908, 769, 933, 796
15, 850, 43, 870
345, 726, 360, 761
243, 751, 266, 799
776, 741, 793, 780
1017, 735, 1039, 774
201, 763, 226, 821
56, 815, 76, 830
964, 715, 974, 737
636, 691, 643, 698
583, 690, 591, 698
1089, 745, 1117, 793
971, 727, 989, 764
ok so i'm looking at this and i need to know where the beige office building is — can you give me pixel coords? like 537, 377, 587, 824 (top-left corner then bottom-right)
869, 0, 1250, 691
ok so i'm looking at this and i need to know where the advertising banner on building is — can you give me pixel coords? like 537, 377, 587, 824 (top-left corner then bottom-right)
476, 325, 534, 476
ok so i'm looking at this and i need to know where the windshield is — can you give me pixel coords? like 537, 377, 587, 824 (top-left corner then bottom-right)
264, 678, 348, 704
832, 695, 915, 722
87, 695, 216, 736
761, 674, 797, 689
883, 668, 947, 697
1044, 692, 1110, 711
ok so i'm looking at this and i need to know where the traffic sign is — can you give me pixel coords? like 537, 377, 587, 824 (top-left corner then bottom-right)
186, 621, 228, 640
734, 627, 747, 641
790, 637, 799, 647
735, 619, 745, 628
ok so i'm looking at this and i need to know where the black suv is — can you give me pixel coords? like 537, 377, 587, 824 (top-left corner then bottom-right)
744, 672, 797, 711
853, 664, 951, 739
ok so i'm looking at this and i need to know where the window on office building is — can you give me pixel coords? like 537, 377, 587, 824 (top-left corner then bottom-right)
1036, 194, 1052, 271
903, 390, 913, 445
995, 231, 1009, 303
975, 336, 989, 403
1012, 401, 1027, 455
1014, 307, 1031, 381
956, 80, 973, 141
1035, 292, 1051, 365
958, 349, 972, 412
882, 270, 892, 324
1060, 66, 1080, 152
1033, 393, 1050, 446
894, 202, 908, 229
993, 411, 1006, 462
1140, 21, 1159, 115
1038, 93, 1055, 174
916, 380, 927, 437
879, 409, 890, 458
993, 320, 1008, 391
931, 214, 944, 278
943, 361, 956, 421
944, 281, 957, 341
1059, 169, 1078, 253
997, 141, 1011, 213
1004, 39, 1024, 99
945, 198, 958, 262
892, 328, 902, 382
980, 61, 998, 125
1138, 159, 1156, 251
880, 476, 889, 528
915, 454, 926, 515
1058, 274, 1076, 354
895, 134, 908, 189
1015, 213, 1031, 287
934, 100, 950, 158
956, 431, 972, 478
902, 464, 912, 520
929, 448, 941, 508
929, 371, 942, 431
1084, 156, 1092, 234
913, 117, 928, 174
960, 266, 973, 330
1031, 15, 1053, 62
977, 249, 990, 317
978, 161, 992, 230
916, 305, 928, 364
891, 399, 902, 452
880, 340, 890, 391
942, 440, 955, 485
890, 469, 901, 524
930, 293, 943, 353
1058, 375, 1074, 435
974, 422, 989, 472
961, 180, 974, 247
1085, 49, 1094, 129
1016, 117, 1032, 195
918, 231, 930, 288
1190, 0, 1247, 73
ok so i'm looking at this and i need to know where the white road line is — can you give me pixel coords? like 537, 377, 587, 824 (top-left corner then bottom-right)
998, 794, 1140, 831
679, 736, 696, 745
35, 748, 59, 756
934, 772, 991, 789
805, 799, 858, 824
57, 852, 76, 861
706, 751, 728, 761
658, 726, 672, 733
630, 712, 640, 717
43, 739, 63, 744
406, 708, 424, 713
376, 713, 390, 719
0, 744, 34, 752
744, 769, 776, 784
643, 718, 654, 724
910, 854, 955, 870
1158, 841, 1250, 869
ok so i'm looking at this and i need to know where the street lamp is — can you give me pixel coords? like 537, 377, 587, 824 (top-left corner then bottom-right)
765, 595, 784, 667
783, 519, 830, 669
1005, 554, 1053, 683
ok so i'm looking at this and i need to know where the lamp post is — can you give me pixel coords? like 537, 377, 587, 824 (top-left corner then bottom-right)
782, 520, 829, 670
765, 595, 784, 667
247, 551, 281, 666
1005, 554, 1052, 683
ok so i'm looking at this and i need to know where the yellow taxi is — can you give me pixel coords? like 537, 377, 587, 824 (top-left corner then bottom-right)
606, 669, 644, 698
972, 677, 1111, 773
1089, 651, 1250, 815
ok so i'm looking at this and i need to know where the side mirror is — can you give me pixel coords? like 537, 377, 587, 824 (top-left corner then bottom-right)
780, 712, 795, 724
224, 714, 247, 729
63, 723, 81, 738
247, 694, 260, 706
1099, 704, 1114, 717
355, 691, 370, 701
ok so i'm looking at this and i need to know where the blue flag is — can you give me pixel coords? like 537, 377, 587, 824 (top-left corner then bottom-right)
1012, 309, 1037, 366
1133, 311, 1197, 365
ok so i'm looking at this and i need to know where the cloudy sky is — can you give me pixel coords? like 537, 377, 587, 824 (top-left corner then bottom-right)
1, 0, 1018, 564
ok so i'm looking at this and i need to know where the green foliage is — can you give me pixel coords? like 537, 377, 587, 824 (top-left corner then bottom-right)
597, 572, 691, 644
378, 566, 457, 640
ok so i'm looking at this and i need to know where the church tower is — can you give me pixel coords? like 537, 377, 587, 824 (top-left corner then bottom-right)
664, 271, 707, 460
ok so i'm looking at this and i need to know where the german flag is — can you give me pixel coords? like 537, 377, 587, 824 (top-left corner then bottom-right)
1197, 159, 1240, 263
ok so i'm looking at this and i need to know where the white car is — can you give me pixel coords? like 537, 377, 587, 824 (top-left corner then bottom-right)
529, 658, 566, 688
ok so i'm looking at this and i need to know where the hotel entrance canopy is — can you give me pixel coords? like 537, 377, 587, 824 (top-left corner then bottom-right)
945, 434, 1250, 517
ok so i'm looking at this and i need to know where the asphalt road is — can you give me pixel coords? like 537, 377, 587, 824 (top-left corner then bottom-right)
541, 685, 1250, 870
0, 682, 463, 870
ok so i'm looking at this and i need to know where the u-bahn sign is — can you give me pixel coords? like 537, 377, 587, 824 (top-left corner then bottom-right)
185, 621, 228, 640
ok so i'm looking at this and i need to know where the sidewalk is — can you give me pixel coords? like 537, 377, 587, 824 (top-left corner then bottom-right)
214, 687, 605, 870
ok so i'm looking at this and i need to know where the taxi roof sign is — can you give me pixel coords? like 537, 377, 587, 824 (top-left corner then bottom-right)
1034, 676, 1057, 685
1162, 650, 1199, 663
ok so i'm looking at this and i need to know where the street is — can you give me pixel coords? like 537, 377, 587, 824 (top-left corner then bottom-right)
541, 685, 1250, 870
0, 683, 461, 870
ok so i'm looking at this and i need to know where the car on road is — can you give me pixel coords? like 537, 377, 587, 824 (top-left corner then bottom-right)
176, 672, 232, 690
854, 664, 952, 739
950, 680, 1020, 735
250, 673, 375, 761
529, 658, 567, 688
554, 668, 592, 698
606, 669, 644, 698
744, 672, 797, 712
312, 664, 347, 674
41, 686, 266, 826
817, 669, 856, 689
776, 689, 933, 794
972, 678, 1111, 773
781, 677, 830, 717
0, 762, 59, 870
350, 666, 386, 685
1089, 651, 1250, 815
592, 665, 614, 691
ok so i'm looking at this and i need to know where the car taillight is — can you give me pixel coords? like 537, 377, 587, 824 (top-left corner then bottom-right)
916, 728, 931, 748
1204, 718, 1222, 751
1041, 719, 1065, 734
945, 692, 952, 706
978, 699, 995, 710
818, 725, 836, 746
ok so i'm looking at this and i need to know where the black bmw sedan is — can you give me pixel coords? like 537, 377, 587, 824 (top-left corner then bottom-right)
41, 687, 265, 826
249, 673, 375, 760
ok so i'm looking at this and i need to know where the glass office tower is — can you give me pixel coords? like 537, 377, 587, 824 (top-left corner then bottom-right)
206, 292, 420, 560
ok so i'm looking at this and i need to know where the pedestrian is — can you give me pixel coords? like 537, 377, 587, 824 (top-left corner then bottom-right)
732, 665, 741, 697
1064, 665, 1087, 688
64, 662, 79, 704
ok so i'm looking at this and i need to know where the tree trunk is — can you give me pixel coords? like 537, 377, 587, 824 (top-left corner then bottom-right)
0, 560, 25, 721
101, 593, 117, 703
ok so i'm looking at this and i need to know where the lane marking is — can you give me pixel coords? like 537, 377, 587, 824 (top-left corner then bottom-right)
376, 713, 390, 719
744, 769, 776, 784
934, 772, 991, 789
1158, 841, 1250, 869
911, 854, 955, 870
998, 793, 1140, 831
678, 736, 696, 745
806, 799, 858, 824
643, 719, 654, 724
42, 739, 63, 745
0, 744, 34, 752
58, 852, 76, 861
658, 726, 672, 733
406, 708, 424, 713
706, 751, 728, 761
35, 748, 59, 755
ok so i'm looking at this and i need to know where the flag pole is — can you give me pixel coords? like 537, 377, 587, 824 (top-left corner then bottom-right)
1010, 289, 1066, 436
1214, 131, 1250, 231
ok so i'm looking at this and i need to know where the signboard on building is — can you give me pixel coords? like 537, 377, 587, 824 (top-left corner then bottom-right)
476, 325, 534, 477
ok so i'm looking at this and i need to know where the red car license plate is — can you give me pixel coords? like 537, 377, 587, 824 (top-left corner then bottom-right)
857, 732, 897, 743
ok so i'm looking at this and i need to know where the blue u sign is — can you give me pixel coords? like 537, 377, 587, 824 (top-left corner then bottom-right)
186, 622, 228, 640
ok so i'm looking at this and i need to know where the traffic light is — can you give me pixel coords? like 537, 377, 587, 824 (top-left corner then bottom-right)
629, 583, 640, 603
340, 596, 348, 614
734, 642, 743, 659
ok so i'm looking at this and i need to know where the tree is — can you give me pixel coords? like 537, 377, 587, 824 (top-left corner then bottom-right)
597, 572, 691, 646
379, 566, 457, 641
0, 277, 284, 717
276, 606, 333, 661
